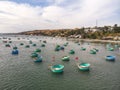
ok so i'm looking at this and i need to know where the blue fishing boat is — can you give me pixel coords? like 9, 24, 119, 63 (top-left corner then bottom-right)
106, 55, 115, 61
12, 49, 19, 55
77, 63, 90, 71
50, 64, 64, 73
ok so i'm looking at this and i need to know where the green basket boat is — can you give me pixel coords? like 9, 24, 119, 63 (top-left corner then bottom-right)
31, 52, 38, 58
13, 46, 18, 49
50, 64, 64, 73
32, 44, 37, 46
90, 50, 96, 54
108, 47, 114, 51
62, 56, 70, 61
25, 45, 30, 48
35, 49, 41, 52
81, 47, 86, 51
69, 50, 75, 54
20, 43, 24, 45
77, 63, 90, 71
41, 44, 45, 47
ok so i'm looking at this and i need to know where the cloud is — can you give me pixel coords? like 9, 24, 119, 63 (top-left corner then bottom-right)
0, 0, 120, 33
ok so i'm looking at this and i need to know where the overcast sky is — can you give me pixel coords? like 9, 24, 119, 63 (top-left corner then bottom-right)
0, 0, 120, 33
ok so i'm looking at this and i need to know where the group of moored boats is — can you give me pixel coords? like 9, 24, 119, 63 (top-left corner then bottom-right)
1, 37, 117, 74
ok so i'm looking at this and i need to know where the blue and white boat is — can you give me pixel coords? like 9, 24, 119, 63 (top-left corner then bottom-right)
106, 55, 115, 61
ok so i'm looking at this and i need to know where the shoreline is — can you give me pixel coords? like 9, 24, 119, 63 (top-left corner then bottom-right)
66, 38, 120, 44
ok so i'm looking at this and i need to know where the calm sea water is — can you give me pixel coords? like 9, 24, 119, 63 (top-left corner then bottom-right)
0, 35, 120, 90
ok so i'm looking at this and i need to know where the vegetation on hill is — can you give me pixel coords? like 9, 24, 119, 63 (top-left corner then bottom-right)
20, 24, 120, 40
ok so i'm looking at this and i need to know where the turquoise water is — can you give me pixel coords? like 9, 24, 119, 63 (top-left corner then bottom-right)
0, 35, 120, 90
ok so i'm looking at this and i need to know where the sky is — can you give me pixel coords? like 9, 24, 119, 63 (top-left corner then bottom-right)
0, 0, 120, 33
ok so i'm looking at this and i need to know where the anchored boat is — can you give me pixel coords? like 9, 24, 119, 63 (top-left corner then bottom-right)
34, 55, 43, 62
62, 56, 70, 61
50, 64, 64, 73
106, 55, 115, 61
77, 63, 90, 71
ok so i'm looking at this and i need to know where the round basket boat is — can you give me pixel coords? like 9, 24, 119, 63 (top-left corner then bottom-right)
60, 46, 64, 50
77, 63, 90, 71
108, 48, 114, 51
55, 47, 60, 51
106, 55, 115, 61
12, 49, 19, 55
34, 56, 42, 62
35, 49, 41, 52
41, 44, 45, 47
93, 48, 99, 52
69, 50, 75, 54
62, 56, 70, 61
81, 47, 86, 51
13, 46, 18, 50
32, 44, 36, 46
31, 52, 38, 58
20, 43, 24, 45
50, 64, 64, 73
5, 44, 10, 47
25, 45, 30, 48
90, 50, 96, 54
